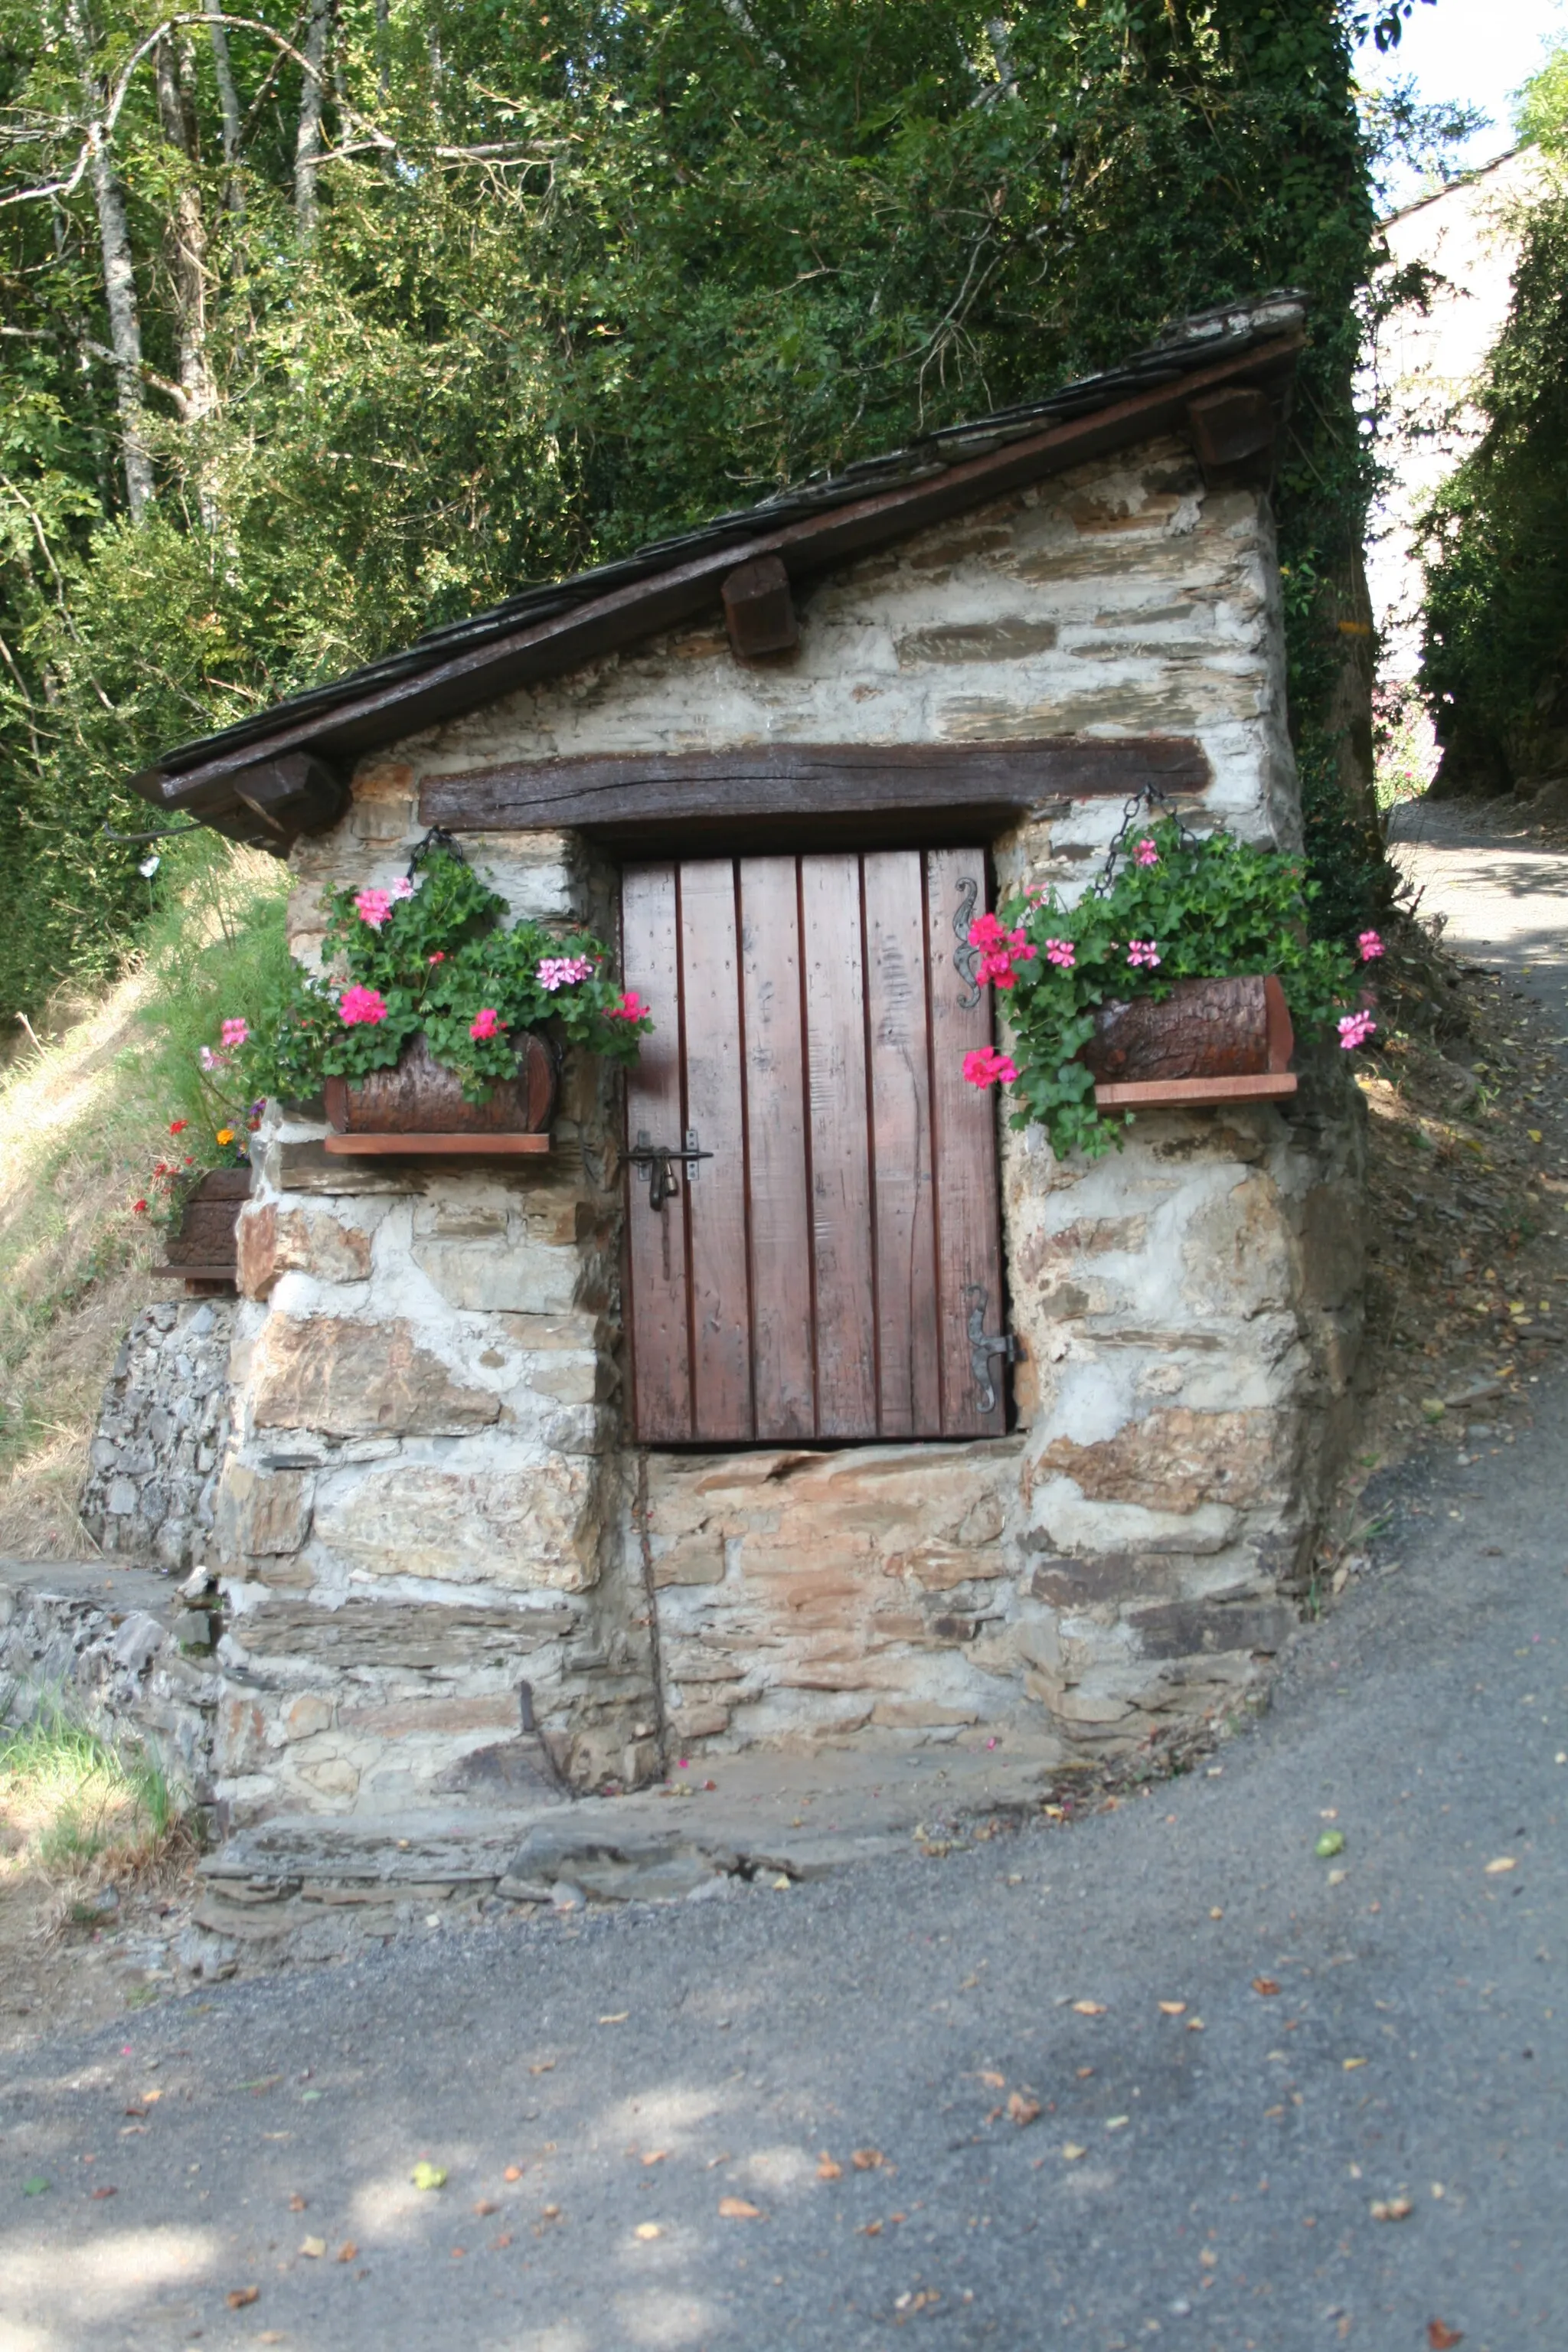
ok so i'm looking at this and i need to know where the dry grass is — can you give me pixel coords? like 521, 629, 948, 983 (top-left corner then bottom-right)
0, 844, 287, 1558
0, 972, 162, 1555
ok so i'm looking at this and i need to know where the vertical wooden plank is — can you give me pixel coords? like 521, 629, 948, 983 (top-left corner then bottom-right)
739, 858, 815, 1440
800, 854, 877, 1437
864, 851, 940, 1437
926, 848, 1007, 1438
679, 860, 753, 1442
621, 864, 692, 1441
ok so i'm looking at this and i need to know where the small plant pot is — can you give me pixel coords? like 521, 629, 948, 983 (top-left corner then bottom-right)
322, 1031, 558, 1158
1082, 975, 1297, 1109
155, 1166, 252, 1294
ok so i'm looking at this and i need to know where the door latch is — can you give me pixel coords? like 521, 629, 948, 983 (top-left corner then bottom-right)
625, 1128, 712, 1211
965, 1285, 1016, 1414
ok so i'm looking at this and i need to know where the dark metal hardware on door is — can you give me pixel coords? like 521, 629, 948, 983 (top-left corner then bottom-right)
626, 1128, 711, 1211
952, 873, 983, 1010
965, 1285, 1017, 1414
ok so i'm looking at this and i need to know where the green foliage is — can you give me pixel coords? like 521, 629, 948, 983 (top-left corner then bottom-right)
0, 1, 1411, 1024
988, 818, 1367, 1160
0, 1695, 175, 1866
232, 843, 649, 1103
132, 835, 292, 1152
1417, 40, 1568, 785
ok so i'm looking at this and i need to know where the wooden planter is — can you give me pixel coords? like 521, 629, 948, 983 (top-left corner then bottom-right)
322, 1031, 557, 1158
1083, 975, 1297, 1111
155, 1166, 252, 1295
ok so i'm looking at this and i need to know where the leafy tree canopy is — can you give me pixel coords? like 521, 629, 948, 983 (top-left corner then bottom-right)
1, 1, 1425, 1019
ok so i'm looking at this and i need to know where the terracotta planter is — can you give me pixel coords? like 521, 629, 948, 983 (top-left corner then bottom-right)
1082, 975, 1297, 1110
322, 1031, 557, 1157
157, 1165, 252, 1294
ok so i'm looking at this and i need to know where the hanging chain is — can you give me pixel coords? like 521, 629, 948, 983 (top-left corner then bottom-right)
1092, 782, 1206, 897
405, 825, 465, 883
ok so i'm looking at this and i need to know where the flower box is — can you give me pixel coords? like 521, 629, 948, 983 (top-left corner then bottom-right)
322, 1031, 557, 1158
1082, 975, 1298, 1111
155, 1166, 252, 1292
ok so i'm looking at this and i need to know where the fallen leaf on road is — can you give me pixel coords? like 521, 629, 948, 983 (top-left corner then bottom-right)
410, 2163, 448, 2191
642, 2150, 668, 2167
20, 2179, 47, 2197
473, 2200, 498, 2216
1158, 2001, 1187, 2016
1061, 2145, 1087, 2161
1427, 2325, 1463, 2350
336, 2243, 358, 2263
1072, 2001, 1106, 2017
541, 2204, 561, 2221
852, 2148, 887, 2171
1210, 1906, 1223, 1919
1186, 2019, 1205, 2032
817, 2154, 843, 2181
528, 2061, 555, 2076
858, 2219, 883, 2236
1343, 2058, 1368, 2070
503, 2166, 523, 2182
450, 2246, 466, 2259
1007, 2092, 1041, 2127
90, 2186, 117, 2200
227, 2288, 260, 2310
490, 2234, 511, 2250
1484, 1857, 1517, 1875
978, 2070, 1006, 2088
718, 2197, 763, 2219
300, 2236, 326, 2259
1252, 1978, 1281, 1998
288, 2194, 307, 2211
1370, 2197, 1413, 2222
1105, 2117, 1129, 2132
599, 2013, 629, 2025
635, 2223, 662, 2240
1315, 1831, 1346, 1859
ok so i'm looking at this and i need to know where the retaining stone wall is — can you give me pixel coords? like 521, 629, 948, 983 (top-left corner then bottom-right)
79, 1301, 237, 1570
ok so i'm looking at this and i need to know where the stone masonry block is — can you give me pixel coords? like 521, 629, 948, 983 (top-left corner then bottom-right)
250, 1315, 501, 1437
1040, 1408, 1295, 1514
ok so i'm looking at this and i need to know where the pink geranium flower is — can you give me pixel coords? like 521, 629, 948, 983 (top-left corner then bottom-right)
608, 990, 649, 1023
536, 955, 595, 993
1357, 929, 1385, 962
354, 887, 394, 929
1135, 837, 1160, 867
1126, 940, 1161, 969
391, 877, 414, 900
1338, 1010, 1377, 1050
962, 1045, 1019, 1089
1044, 938, 1076, 969
220, 1017, 249, 1049
339, 985, 389, 1026
469, 1007, 503, 1040
969, 913, 1037, 991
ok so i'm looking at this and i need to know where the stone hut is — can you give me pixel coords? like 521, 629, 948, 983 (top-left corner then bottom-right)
129, 294, 1364, 1828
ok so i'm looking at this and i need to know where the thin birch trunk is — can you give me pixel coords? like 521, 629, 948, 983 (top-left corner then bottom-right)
66, 0, 153, 521
155, 36, 214, 426
294, 0, 332, 240
203, 0, 246, 217
375, 0, 390, 101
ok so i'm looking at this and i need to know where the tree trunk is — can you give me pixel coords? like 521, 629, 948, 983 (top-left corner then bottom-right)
374, 0, 390, 100
294, 0, 333, 240
154, 36, 215, 430
203, 0, 246, 216
67, 2, 153, 521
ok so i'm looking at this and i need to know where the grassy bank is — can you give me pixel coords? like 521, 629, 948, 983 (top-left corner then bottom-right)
0, 843, 289, 1555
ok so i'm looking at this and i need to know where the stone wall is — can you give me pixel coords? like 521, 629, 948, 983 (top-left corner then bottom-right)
178, 427, 1362, 1821
80, 1301, 237, 1571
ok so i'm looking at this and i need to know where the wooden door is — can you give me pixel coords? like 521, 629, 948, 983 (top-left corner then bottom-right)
621, 849, 1007, 1446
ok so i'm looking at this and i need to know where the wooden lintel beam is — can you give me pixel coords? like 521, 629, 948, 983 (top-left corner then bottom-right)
722, 555, 798, 658
419, 735, 1211, 836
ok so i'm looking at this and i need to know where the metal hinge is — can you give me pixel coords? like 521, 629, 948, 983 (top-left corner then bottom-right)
965, 1285, 1017, 1414
625, 1128, 712, 1211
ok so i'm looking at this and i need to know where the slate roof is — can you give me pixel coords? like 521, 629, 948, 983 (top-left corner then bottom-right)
135, 291, 1306, 837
